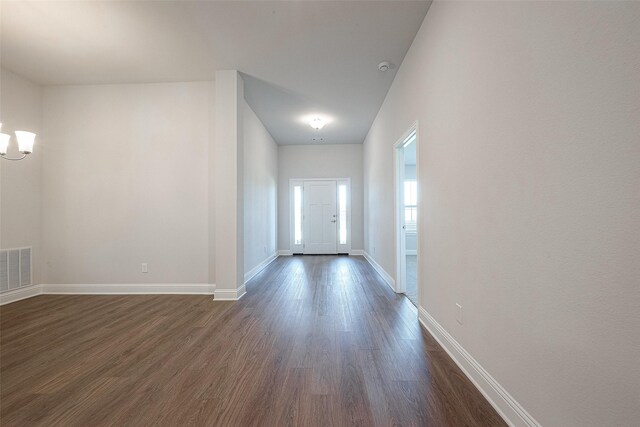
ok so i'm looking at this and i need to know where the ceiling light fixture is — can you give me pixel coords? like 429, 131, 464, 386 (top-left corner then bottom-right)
0, 123, 37, 161
309, 117, 326, 130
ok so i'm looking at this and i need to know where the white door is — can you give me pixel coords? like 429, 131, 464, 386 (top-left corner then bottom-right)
303, 181, 337, 254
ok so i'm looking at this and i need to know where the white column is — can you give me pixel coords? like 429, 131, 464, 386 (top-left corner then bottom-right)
212, 70, 245, 299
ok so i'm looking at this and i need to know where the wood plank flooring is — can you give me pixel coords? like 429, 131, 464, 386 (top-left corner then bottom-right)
1, 255, 506, 426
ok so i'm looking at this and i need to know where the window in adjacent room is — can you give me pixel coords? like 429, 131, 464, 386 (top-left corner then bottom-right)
404, 180, 417, 233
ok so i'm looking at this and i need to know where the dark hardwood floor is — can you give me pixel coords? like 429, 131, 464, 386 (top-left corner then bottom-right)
1, 255, 506, 426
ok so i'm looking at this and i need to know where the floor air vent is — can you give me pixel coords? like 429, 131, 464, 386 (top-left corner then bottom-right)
0, 247, 32, 292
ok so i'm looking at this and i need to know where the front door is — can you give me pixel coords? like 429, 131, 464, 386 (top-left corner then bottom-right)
303, 180, 337, 254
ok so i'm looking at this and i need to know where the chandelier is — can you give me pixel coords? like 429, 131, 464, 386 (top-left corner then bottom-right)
0, 123, 36, 161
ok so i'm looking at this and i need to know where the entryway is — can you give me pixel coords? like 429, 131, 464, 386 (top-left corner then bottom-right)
395, 125, 419, 306
289, 179, 351, 255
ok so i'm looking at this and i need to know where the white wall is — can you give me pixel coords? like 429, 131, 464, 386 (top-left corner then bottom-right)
0, 69, 43, 285
243, 98, 277, 276
363, 2, 640, 426
42, 82, 211, 284
278, 144, 363, 252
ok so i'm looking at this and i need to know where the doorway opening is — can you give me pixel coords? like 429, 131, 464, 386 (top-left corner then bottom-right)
395, 124, 419, 307
289, 178, 351, 255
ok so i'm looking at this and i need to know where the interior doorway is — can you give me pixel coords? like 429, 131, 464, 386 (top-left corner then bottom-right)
289, 179, 351, 255
395, 125, 418, 306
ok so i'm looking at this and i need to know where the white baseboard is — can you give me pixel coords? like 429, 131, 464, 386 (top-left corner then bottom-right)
363, 252, 396, 292
418, 306, 540, 427
279, 249, 364, 256
2, 283, 216, 305
244, 253, 278, 284
44, 283, 216, 295
0, 284, 43, 305
214, 284, 246, 301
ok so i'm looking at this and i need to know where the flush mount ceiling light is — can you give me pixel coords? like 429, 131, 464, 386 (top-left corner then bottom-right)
309, 117, 326, 130
300, 114, 333, 128
300, 114, 333, 142
0, 123, 36, 161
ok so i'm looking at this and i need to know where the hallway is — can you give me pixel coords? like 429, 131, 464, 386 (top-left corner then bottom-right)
406, 254, 418, 305
1, 255, 505, 426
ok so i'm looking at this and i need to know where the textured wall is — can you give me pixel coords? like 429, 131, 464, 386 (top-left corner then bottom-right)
243, 98, 278, 275
0, 69, 42, 286
42, 82, 211, 284
363, 2, 640, 425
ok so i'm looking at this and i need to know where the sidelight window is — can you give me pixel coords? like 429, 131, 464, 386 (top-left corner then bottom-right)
294, 185, 302, 245
338, 184, 347, 245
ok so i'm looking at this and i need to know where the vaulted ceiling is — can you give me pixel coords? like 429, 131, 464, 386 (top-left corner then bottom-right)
1, 1, 430, 145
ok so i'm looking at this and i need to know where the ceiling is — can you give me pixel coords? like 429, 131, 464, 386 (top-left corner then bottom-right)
1, 1, 431, 145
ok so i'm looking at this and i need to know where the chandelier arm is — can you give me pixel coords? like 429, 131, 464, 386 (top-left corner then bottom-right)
0, 154, 28, 161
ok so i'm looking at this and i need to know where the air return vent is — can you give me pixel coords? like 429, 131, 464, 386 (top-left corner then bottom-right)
0, 251, 8, 292
0, 247, 32, 292
20, 248, 32, 286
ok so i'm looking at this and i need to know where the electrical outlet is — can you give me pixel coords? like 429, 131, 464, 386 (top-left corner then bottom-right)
142, 263, 148, 273
373, 246, 376, 254
456, 303, 463, 325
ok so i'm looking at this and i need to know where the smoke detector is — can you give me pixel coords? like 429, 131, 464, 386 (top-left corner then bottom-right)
378, 61, 392, 72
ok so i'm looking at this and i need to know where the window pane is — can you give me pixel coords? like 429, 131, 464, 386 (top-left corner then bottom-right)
294, 186, 302, 245
339, 185, 347, 245
404, 179, 417, 234
404, 180, 417, 206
